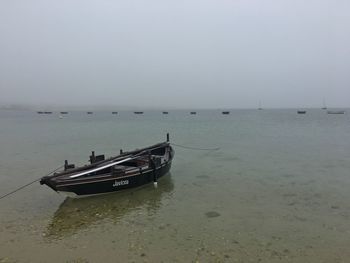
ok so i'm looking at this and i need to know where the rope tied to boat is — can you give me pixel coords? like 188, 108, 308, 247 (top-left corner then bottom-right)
0, 165, 64, 200
170, 143, 220, 151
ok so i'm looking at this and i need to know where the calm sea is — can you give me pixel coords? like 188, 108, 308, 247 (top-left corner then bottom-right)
0, 109, 350, 262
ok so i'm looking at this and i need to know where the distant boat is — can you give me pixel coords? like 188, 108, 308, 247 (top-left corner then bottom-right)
222, 111, 230, 115
327, 110, 345, 114
37, 111, 53, 114
322, 99, 327, 110
60, 112, 68, 114
134, 111, 144, 114
112, 112, 118, 114
258, 101, 263, 110
87, 112, 93, 114
162, 111, 169, 114
190, 111, 197, 115
297, 110, 307, 114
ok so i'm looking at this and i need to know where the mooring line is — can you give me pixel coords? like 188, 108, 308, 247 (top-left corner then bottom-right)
0, 165, 64, 200
170, 143, 220, 151
0, 141, 218, 200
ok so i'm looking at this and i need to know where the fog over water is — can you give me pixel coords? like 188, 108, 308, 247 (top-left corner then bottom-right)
0, 0, 349, 109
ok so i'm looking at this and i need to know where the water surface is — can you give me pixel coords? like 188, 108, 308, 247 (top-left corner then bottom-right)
0, 109, 350, 262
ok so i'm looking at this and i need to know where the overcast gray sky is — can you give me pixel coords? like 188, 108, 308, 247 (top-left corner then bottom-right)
0, 0, 349, 109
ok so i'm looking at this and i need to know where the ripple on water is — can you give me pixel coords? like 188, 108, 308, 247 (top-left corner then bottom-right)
205, 211, 221, 218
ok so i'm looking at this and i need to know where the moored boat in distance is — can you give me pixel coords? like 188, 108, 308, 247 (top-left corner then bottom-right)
162, 111, 169, 114
134, 111, 144, 114
327, 110, 345, 114
60, 112, 68, 114
297, 110, 307, 114
112, 112, 118, 114
40, 134, 174, 197
190, 111, 197, 115
222, 111, 230, 115
37, 111, 53, 114
87, 111, 93, 114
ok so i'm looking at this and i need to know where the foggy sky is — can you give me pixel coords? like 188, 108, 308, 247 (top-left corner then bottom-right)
0, 0, 349, 109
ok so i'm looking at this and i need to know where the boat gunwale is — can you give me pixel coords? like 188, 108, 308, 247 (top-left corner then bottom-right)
55, 163, 171, 187
55, 164, 151, 183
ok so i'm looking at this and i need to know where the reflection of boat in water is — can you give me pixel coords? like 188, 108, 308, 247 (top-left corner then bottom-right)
45, 174, 174, 238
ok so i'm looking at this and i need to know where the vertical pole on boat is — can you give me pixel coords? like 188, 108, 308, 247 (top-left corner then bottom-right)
166, 133, 170, 142
90, 151, 95, 163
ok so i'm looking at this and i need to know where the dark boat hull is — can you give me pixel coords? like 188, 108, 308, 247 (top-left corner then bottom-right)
56, 162, 172, 196
40, 141, 174, 197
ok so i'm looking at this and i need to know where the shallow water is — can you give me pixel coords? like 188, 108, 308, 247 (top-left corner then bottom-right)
0, 109, 350, 262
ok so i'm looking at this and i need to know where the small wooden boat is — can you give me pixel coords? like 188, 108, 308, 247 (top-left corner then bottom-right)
162, 111, 169, 114
327, 110, 345, 114
37, 111, 44, 114
190, 111, 197, 115
297, 110, 306, 114
87, 112, 93, 114
222, 111, 230, 115
112, 112, 118, 114
44, 111, 53, 114
134, 111, 144, 114
40, 135, 174, 197
60, 112, 68, 114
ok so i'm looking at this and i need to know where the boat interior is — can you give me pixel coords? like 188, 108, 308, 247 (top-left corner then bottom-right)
56, 144, 169, 180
